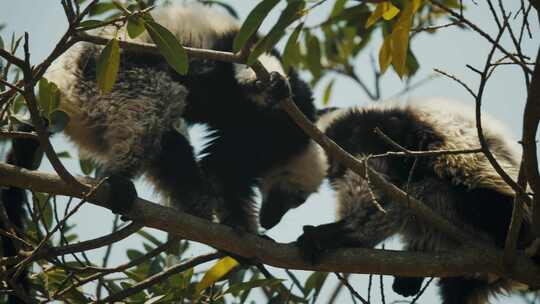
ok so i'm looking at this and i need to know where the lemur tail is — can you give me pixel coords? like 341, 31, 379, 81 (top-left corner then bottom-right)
1, 124, 41, 303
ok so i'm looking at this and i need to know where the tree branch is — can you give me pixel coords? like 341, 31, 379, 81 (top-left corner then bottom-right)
96, 252, 224, 303
0, 163, 539, 286
521, 46, 540, 236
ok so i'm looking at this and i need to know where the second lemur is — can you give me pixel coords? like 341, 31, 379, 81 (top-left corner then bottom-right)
260, 99, 537, 304
45, 5, 317, 232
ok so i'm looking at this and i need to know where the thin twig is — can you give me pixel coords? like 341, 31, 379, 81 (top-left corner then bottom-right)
429, 0, 533, 74
95, 214, 120, 299
334, 273, 368, 304
54, 239, 174, 299
95, 252, 224, 303
410, 277, 435, 304
433, 68, 477, 98
373, 127, 483, 158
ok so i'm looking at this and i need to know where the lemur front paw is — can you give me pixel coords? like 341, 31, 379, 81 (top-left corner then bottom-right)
105, 175, 137, 215
268, 71, 291, 102
392, 276, 424, 297
254, 71, 291, 108
296, 225, 327, 264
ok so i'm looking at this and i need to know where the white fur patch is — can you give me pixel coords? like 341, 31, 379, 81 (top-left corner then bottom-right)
44, 43, 84, 101
260, 141, 328, 198
316, 107, 350, 132
234, 53, 286, 84
409, 98, 521, 195
139, 4, 239, 49
234, 53, 286, 106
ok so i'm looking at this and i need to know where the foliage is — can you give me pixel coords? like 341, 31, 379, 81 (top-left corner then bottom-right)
0, 0, 537, 303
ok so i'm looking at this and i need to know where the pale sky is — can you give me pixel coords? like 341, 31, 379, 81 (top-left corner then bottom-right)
0, 0, 538, 303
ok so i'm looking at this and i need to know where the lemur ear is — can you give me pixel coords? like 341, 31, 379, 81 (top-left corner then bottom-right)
259, 187, 309, 229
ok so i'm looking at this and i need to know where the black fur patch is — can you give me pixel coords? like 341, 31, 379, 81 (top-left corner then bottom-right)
439, 277, 489, 304
393, 276, 425, 297
1, 124, 41, 302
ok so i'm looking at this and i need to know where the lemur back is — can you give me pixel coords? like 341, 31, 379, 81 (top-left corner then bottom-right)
45, 5, 317, 232
260, 99, 535, 304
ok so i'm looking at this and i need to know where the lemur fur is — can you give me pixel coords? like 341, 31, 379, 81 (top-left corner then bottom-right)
261, 98, 537, 304
45, 5, 316, 232
0, 124, 42, 303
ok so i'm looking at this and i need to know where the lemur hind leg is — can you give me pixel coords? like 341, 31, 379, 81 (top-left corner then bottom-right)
438, 277, 491, 304
147, 130, 219, 221
199, 132, 259, 233
94, 92, 185, 215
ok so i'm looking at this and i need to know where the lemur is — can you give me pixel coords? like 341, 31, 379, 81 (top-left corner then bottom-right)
0, 124, 42, 303
259, 99, 537, 304
41, 4, 317, 232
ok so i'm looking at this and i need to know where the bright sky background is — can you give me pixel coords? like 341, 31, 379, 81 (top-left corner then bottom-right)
0, 0, 538, 303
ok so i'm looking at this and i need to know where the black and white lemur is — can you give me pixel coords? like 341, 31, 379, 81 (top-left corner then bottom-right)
259, 99, 538, 304
39, 4, 320, 232
1, 5, 308, 300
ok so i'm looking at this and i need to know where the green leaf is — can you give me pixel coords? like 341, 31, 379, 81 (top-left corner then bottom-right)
34, 192, 53, 229
38, 78, 61, 118
96, 38, 120, 94
89, 2, 116, 16
79, 158, 96, 175
225, 278, 283, 295
48, 110, 70, 133
282, 23, 303, 72
127, 15, 146, 39
112, 1, 130, 14
232, 0, 279, 52
127, 249, 144, 260
78, 19, 104, 30
38, 78, 51, 115
57, 151, 71, 158
330, 0, 347, 17
306, 35, 322, 79
196, 257, 239, 294
137, 229, 163, 247
227, 268, 247, 296
148, 258, 162, 276
144, 21, 188, 75
405, 49, 420, 77
247, 0, 305, 65
322, 79, 335, 105
11, 94, 26, 114
304, 272, 328, 296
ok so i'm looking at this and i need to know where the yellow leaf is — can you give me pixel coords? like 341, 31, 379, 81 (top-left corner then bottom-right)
365, 3, 384, 28
196, 257, 239, 294
378, 35, 392, 73
381, 2, 400, 20
389, 0, 422, 77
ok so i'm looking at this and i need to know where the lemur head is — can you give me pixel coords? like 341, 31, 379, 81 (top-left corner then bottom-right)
259, 141, 328, 229
258, 109, 342, 229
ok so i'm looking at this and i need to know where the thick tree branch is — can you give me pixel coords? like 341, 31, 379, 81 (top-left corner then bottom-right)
0, 163, 539, 286
522, 46, 540, 236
